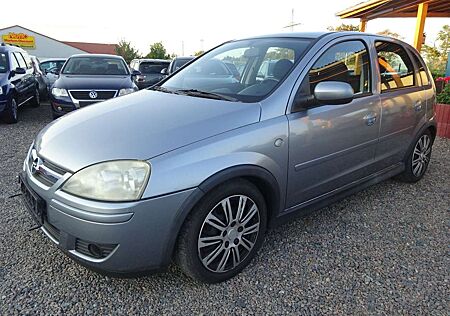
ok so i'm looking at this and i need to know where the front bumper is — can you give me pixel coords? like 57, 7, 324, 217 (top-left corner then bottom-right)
20, 157, 198, 274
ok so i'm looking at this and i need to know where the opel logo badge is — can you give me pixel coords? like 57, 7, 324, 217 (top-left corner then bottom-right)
89, 90, 98, 99
30, 150, 42, 175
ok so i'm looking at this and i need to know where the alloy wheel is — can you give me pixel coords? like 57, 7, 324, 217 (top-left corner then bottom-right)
197, 195, 260, 273
412, 134, 431, 177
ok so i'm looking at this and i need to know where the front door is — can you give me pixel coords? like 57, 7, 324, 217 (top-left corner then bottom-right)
286, 39, 381, 209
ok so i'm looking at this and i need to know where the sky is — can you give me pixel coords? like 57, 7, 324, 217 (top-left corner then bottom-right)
1, 0, 448, 56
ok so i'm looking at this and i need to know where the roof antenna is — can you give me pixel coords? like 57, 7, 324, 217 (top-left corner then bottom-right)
283, 8, 302, 32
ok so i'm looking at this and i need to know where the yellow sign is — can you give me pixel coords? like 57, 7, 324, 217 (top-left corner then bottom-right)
2, 32, 36, 49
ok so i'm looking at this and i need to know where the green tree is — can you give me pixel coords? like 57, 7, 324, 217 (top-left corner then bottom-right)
421, 24, 450, 74
376, 29, 403, 39
146, 42, 171, 59
115, 40, 140, 64
327, 24, 359, 32
194, 50, 205, 57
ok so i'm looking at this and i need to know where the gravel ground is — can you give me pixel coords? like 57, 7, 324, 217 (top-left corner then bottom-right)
0, 103, 449, 315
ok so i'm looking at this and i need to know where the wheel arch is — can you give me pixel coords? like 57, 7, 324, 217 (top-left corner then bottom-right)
164, 165, 282, 265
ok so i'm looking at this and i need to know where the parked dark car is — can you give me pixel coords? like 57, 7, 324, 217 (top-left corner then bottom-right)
162, 56, 195, 77
30, 55, 50, 100
0, 43, 40, 124
40, 58, 66, 90
130, 59, 170, 89
50, 54, 138, 119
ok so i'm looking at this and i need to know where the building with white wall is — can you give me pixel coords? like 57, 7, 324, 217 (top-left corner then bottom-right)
0, 25, 117, 60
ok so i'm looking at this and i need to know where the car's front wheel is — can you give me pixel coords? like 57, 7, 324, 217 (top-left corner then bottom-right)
397, 129, 433, 182
176, 179, 267, 283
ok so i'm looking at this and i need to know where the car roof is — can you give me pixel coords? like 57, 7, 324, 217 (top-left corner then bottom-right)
40, 58, 67, 62
133, 58, 171, 63
69, 54, 124, 59
0, 43, 26, 53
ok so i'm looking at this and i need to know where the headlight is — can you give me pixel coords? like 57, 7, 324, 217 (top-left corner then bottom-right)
62, 160, 151, 202
52, 88, 68, 97
0, 86, 3, 95
118, 88, 136, 96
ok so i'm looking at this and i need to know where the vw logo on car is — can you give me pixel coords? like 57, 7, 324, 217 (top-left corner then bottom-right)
89, 90, 98, 99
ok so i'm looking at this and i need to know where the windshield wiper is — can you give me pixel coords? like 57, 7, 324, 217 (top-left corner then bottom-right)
149, 86, 179, 94
176, 89, 239, 102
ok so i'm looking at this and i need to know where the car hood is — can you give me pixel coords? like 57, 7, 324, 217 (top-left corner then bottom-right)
54, 75, 133, 90
35, 90, 261, 172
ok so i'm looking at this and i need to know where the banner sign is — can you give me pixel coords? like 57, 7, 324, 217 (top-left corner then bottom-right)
2, 32, 36, 49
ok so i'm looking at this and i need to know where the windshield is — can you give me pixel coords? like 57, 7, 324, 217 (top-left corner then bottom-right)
139, 62, 169, 74
62, 57, 129, 75
0, 53, 7, 73
161, 38, 312, 102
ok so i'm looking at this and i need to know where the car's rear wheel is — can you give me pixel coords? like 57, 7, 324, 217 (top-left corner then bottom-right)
397, 129, 433, 182
176, 179, 267, 283
3, 97, 18, 124
30, 87, 40, 107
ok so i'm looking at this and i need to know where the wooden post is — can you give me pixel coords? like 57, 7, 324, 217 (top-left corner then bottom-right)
359, 19, 367, 32
414, 3, 428, 51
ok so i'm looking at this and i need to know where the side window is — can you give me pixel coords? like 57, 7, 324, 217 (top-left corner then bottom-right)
10, 53, 20, 70
305, 40, 371, 99
409, 50, 430, 86
375, 41, 415, 91
14, 52, 26, 69
21, 52, 32, 69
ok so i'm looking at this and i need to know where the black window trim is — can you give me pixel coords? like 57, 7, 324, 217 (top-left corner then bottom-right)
375, 40, 417, 94
406, 47, 432, 89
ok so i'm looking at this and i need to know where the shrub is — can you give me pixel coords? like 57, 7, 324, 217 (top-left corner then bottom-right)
436, 84, 450, 104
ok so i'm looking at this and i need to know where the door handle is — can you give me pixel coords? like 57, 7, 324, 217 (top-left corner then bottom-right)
414, 101, 423, 112
364, 113, 377, 126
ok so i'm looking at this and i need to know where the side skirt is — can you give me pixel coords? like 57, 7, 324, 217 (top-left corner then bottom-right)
271, 162, 405, 227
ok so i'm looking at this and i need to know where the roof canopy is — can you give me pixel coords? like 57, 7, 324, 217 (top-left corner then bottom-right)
337, 0, 450, 20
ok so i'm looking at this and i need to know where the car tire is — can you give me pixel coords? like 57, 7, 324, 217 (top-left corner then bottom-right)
30, 87, 40, 107
3, 97, 18, 124
175, 179, 267, 283
396, 129, 433, 183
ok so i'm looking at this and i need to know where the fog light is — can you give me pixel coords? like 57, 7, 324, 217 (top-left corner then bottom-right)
57, 106, 62, 111
88, 244, 102, 258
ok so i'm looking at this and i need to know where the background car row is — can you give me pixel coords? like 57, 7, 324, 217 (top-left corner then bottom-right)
0, 45, 187, 123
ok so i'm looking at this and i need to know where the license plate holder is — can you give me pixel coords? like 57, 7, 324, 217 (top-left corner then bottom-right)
19, 173, 46, 226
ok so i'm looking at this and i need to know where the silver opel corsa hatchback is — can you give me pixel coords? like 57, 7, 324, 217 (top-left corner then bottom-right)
20, 32, 436, 283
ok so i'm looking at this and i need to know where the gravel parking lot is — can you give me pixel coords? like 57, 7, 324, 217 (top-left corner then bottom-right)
0, 103, 449, 315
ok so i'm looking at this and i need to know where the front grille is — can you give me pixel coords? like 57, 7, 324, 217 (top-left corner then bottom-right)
28, 150, 67, 187
78, 101, 100, 107
69, 90, 117, 100
75, 239, 117, 259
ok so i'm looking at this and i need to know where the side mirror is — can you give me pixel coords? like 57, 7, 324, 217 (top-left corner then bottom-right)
131, 70, 141, 76
160, 68, 168, 75
314, 81, 354, 105
14, 67, 26, 75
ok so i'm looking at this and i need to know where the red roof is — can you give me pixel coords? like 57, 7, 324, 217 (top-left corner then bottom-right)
62, 41, 117, 55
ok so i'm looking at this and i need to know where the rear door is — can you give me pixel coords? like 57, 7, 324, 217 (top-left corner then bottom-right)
286, 38, 381, 208
373, 40, 424, 169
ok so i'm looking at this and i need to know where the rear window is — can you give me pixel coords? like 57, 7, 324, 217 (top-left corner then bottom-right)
62, 57, 129, 75
375, 41, 415, 91
139, 62, 169, 74
0, 53, 7, 73
409, 49, 430, 86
